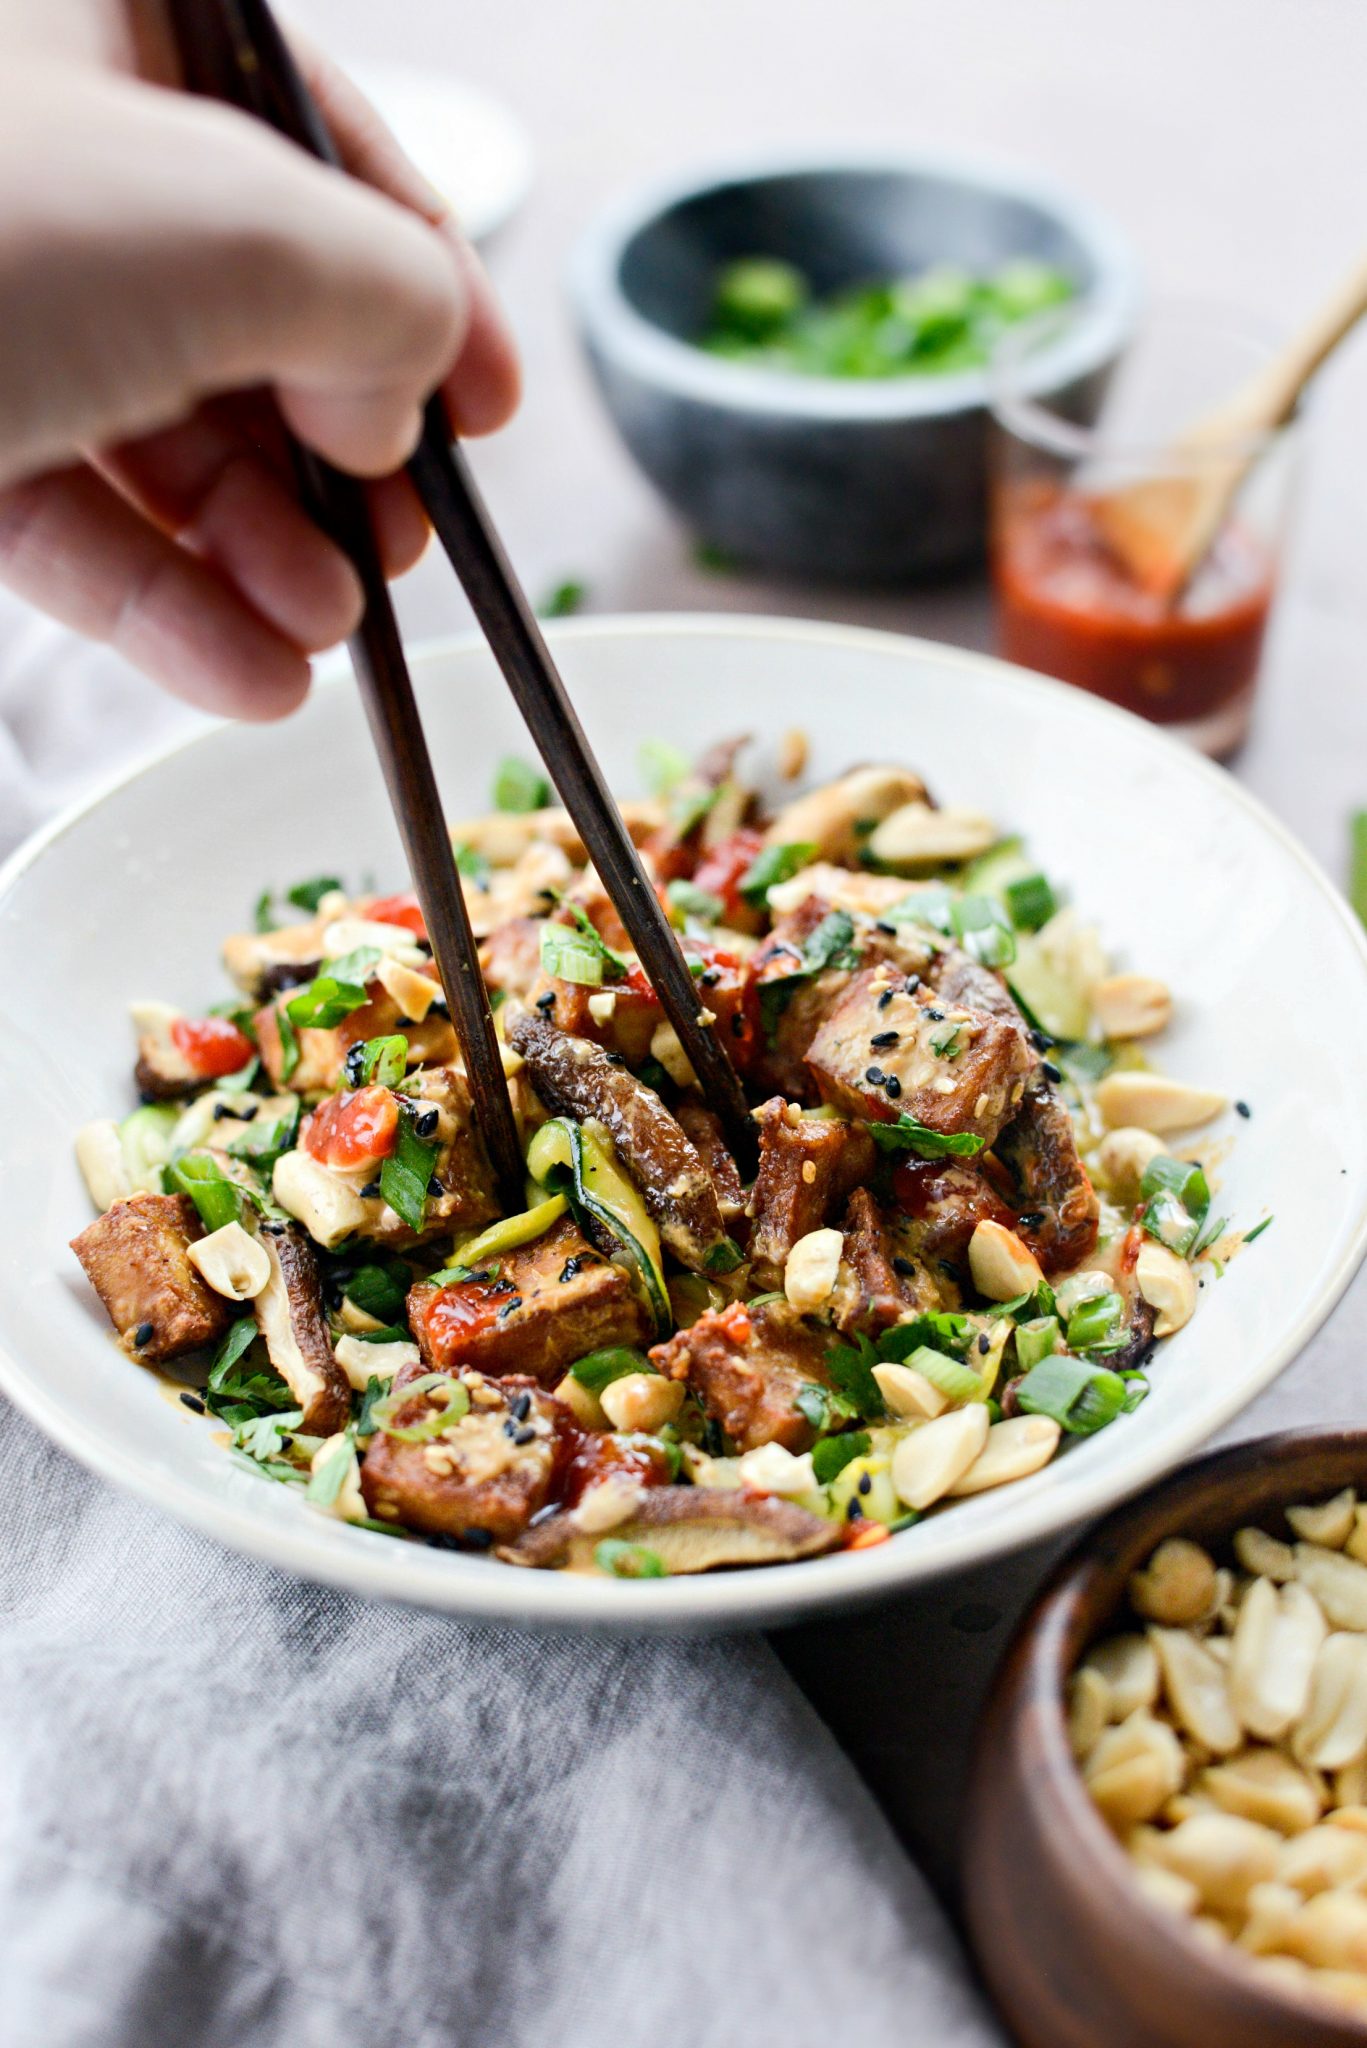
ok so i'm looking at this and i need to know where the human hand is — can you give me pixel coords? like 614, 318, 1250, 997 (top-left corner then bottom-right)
0, 2, 519, 717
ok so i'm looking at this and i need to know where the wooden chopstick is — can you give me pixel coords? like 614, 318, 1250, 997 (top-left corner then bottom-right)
208, 0, 757, 1169
166, 0, 527, 1214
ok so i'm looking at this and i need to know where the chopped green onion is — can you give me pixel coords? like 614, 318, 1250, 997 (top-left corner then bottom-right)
216, 1057, 260, 1096
666, 878, 724, 925
286, 875, 343, 914
1003, 873, 1057, 932
712, 256, 809, 339
539, 905, 628, 988
253, 888, 275, 933
378, 1106, 440, 1232
1017, 1355, 1127, 1435
1014, 1316, 1059, 1371
595, 1539, 667, 1579
306, 1431, 356, 1504
902, 1345, 983, 1403
226, 1103, 300, 1172
1065, 1291, 1125, 1353
163, 1151, 246, 1233
355, 1375, 390, 1437
285, 949, 378, 1031
951, 894, 1017, 969
866, 1116, 984, 1159
887, 886, 955, 934
1141, 1189, 1200, 1257
739, 841, 817, 907
812, 1432, 871, 1485
383, 1378, 471, 1444
276, 1007, 300, 1084
702, 1237, 743, 1274
570, 1347, 651, 1393
794, 1383, 834, 1431
929, 1021, 964, 1059
538, 578, 586, 619
639, 738, 691, 796
343, 1260, 411, 1326
1242, 1215, 1273, 1246
492, 756, 550, 813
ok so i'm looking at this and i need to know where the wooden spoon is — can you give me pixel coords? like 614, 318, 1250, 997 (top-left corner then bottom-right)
1091, 255, 1367, 603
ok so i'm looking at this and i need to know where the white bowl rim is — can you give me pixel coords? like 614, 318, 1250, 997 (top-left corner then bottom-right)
3, 611, 1366, 1633
567, 143, 1143, 424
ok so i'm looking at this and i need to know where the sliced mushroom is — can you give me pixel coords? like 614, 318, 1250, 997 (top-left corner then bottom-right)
222, 919, 326, 998
505, 1010, 730, 1271
253, 1225, 351, 1434
129, 1000, 200, 1100
497, 1488, 841, 1573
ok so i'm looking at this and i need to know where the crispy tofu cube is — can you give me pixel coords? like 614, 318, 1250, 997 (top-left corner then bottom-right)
361, 1374, 565, 1539
407, 1215, 649, 1384
70, 1192, 231, 1361
650, 1298, 833, 1454
805, 964, 1034, 1146
747, 1097, 875, 1290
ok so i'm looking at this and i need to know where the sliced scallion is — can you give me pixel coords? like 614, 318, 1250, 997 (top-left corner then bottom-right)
903, 1345, 983, 1404
951, 893, 1017, 969
595, 1539, 667, 1579
1014, 1316, 1059, 1371
570, 1347, 652, 1393
739, 841, 817, 907
378, 1106, 440, 1232
1065, 1291, 1124, 1353
493, 756, 550, 813
1003, 872, 1057, 932
1016, 1354, 1127, 1435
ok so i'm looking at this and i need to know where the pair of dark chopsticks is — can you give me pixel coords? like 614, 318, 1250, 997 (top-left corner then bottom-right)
165, 0, 753, 1207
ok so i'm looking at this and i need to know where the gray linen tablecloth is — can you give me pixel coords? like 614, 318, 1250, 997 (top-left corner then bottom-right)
0, 604, 1001, 2048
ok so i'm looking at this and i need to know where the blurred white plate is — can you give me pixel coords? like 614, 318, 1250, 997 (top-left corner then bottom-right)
352, 64, 534, 243
3, 617, 1366, 1631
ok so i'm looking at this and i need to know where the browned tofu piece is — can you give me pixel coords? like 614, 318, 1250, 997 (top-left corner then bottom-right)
650, 1298, 832, 1454
747, 1097, 875, 1289
70, 1193, 231, 1362
747, 897, 864, 1102
361, 1373, 566, 1540
805, 964, 1034, 1145
477, 917, 544, 1004
407, 1214, 649, 1384
995, 1077, 1100, 1275
888, 1158, 1019, 1276
834, 1188, 950, 1334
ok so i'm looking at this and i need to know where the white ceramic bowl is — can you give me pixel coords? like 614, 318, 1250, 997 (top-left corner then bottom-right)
3, 617, 1365, 1632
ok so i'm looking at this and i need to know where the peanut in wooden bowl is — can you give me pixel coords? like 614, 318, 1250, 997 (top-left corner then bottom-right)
963, 1429, 1367, 2048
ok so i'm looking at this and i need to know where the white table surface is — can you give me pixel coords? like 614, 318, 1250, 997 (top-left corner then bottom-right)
290, 0, 1367, 1896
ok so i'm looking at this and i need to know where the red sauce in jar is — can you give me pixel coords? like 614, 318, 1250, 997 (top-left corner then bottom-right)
993, 483, 1274, 751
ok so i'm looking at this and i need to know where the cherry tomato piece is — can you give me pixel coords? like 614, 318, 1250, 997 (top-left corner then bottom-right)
301, 1085, 399, 1168
363, 892, 427, 940
691, 827, 766, 927
170, 1015, 256, 1079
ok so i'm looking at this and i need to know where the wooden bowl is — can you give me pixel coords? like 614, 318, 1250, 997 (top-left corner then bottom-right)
963, 1428, 1367, 2048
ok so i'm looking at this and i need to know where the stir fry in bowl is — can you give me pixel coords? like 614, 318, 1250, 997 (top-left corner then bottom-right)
70, 739, 1257, 1581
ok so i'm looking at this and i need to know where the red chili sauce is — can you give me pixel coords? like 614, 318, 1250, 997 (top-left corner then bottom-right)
993, 483, 1274, 749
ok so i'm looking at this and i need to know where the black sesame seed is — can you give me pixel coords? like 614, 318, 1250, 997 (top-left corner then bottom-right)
510, 1392, 531, 1421
892, 1256, 916, 1277
871, 1029, 900, 1049
559, 1257, 583, 1283
857, 1472, 872, 1496
535, 990, 557, 1012
429, 997, 450, 1019
343, 1042, 367, 1085
731, 1011, 746, 1035
426, 1531, 465, 1550
360, 1179, 382, 1198
413, 1108, 439, 1138
877, 989, 895, 1011
883, 1075, 902, 1099
498, 1295, 524, 1319
874, 920, 897, 936
700, 967, 721, 987
846, 1498, 863, 1522
133, 1321, 154, 1348
211, 1101, 237, 1121
865, 1064, 885, 1085
978, 1333, 991, 1355
179, 1391, 206, 1413
924, 1006, 945, 1022
1235, 1100, 1251, 1119
427, 1174, 444, 1196
604, 1052, 627, 1068
1018, 1210, 1045, 1228
1041, 1059, 1063, 1084
904, 975, 921, 995
1028, 1027, 1055, 1053
462, 1528, 495, 1552
138, 1088, 160, 1107
513, 1425, 537, 1446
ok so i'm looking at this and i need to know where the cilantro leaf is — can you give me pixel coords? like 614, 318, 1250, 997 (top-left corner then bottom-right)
822, 1332, 886, 1420
379, 1105, 440, 1232
866, 1116, 984, 1159
286, 875, 343, 914
739, 841, 817, 907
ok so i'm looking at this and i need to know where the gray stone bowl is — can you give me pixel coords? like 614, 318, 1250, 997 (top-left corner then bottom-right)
568, 150, 1141, 584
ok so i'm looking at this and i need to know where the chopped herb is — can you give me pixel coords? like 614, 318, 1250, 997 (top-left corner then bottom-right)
355, 1375, 390, 1436
539, 905, 628, 988
453, 842, 492, 889
276, 1007, 300, 1084
286, 875, 343, 914
232, 1407, 304, 1462
570, 1347, 650, 1393
492, 756, 551, 813
667, 878, 724, 925
1056, 1040, 1113, 1085
951, 894, 1016, 969
812, 1432, 871, 1485
887, 886, 954, 935
253, 888, 276, 933
929, 1021, 963, 1060
216, 1055, 261, 1096
285, 949, 380, 1031
306, 1431, 356, 1506
1351, 810, 1367, 927
702, 1237, 743, 1274
595, 1539, 667, 1579
694, 539, 737, 573
343, 1259, 411, 1325
739, 841, 818, 907
378, 1106, 440, 1233
794, 1383, 836, 1431
1065, 1290, 1125, 1353
226, 1102, 300, 1173
1242, 1215, 1274, 1246
352, 1033, 408, 1088
1003, 873, 1057, 932
163, 1151, 246, 1233
1017, 1355, 1127, 1435
538, 578, 586, 619
866, 1116, 984, 1160
639, 738, 691, 796
757, 908, 860, 1043
823, 1332, 886, 1420
670, 781, 722, 838
204, 1316, 294, 1423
